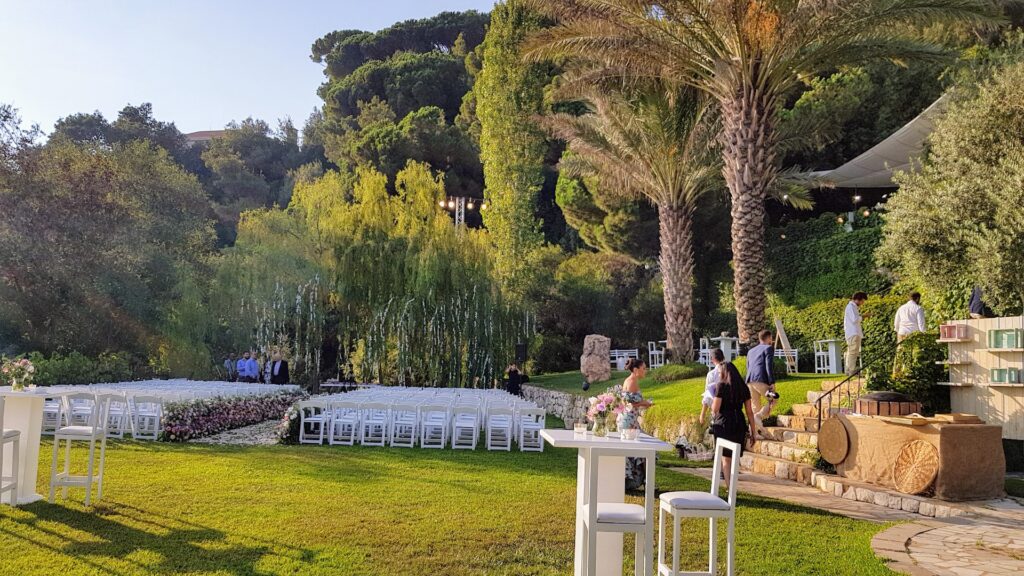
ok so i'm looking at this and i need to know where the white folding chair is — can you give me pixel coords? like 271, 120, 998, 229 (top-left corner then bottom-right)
49, 393, 113, 505
328, 401, 361, 446
42, 397, 62, 436
130, 395, 164, 440
485, 406, 513, 451
451, 406, 480, 450
517, 408, 545, 452
419, 404, 450, 449
389, 403, 419, 448
657, 438, 741, 576
814, 340, 831, 374
359, 402, 389, 447
1, 396, 22, 506
298, 400, 328, 445
698, 338, 712, 367
105, 394, 130, 439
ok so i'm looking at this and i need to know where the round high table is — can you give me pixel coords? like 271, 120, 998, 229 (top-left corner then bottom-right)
710, 336, 739, 362
541, 429, 673, 576
0, 386, 48, 505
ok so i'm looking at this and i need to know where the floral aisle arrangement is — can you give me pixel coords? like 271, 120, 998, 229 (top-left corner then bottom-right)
162, 390, 307, 442
276, 403, 302, 444
2, 357, 36, 390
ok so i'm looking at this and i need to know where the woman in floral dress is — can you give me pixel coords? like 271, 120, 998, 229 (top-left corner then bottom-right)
621, 358, 654, 490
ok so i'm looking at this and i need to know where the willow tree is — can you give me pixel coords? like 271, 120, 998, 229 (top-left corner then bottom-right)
524, 0, 1000, 345
476, 0, 549, 301
543, 82, 720, 361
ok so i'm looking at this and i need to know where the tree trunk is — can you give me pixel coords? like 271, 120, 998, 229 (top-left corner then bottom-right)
720, 86, 777, 348
659, 204, 695, 362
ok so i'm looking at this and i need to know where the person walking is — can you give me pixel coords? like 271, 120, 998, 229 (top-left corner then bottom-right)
745, 330, 776, 438
894, 292, 926, 342
844, 292, 867, 376
223, 353, 237, 382
699, 348, 725, 426
236, 352, 251, 383
709, 361, 757, 490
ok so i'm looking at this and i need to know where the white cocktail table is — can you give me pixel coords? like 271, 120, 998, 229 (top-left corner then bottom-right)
541, 429, 673, 576
1, 387, 49, 504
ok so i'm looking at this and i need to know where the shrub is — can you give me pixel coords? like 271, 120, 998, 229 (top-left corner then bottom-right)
889, 331, 949, 413
161, 390, 307, 442
28, 350, 135, 386
729, 355, 787, 378
650, 362, 708, 383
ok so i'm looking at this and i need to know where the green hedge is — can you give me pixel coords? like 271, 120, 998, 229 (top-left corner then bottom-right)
27, 351, 137, 386
773, 294, 904, 383
890, 331, 949, 412
650, 362, 708, 383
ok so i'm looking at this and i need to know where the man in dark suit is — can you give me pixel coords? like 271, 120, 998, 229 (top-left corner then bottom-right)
745, 330, 776, 438
269, 351, 290, 384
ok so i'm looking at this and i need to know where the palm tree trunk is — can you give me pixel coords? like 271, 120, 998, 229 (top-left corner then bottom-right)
659, 204, 695, 362
720, 86, 777, 347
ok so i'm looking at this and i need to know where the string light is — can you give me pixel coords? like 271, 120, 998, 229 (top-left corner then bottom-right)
862, 209, 871, 217
467, 201, 475, 210
853, 194, 862, 203
438, 200, 446, 208
837, 216, 845, 224
447, 200, 455, 209
780, 234, 786, 240
481, 203, 488, 210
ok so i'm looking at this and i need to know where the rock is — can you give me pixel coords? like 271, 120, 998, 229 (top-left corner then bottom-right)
901, 497, 920, 514
580, 334, 612, 384
919, 501, 935, 517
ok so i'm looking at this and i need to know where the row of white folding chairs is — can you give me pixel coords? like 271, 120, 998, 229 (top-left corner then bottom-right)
43, 393, 164, 440
298, 399, 545, 451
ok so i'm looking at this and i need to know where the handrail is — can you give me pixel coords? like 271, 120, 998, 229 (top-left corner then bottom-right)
815, 342, 903, 431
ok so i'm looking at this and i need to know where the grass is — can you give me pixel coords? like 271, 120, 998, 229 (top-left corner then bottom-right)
1007, 477, 1024, 498
531, 367, 834, 439
0, 438, 897, 575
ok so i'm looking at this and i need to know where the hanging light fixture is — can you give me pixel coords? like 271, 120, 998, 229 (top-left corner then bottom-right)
853, 194, 862, 203
438, 200, 446, 208
447, 200, 455, 209
467, 201, 475, 210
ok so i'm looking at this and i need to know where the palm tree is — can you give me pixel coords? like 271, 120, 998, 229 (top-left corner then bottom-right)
544, 80, 720, 361
523, 0, 999, 346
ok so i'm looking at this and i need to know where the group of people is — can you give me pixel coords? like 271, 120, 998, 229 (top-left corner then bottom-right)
222, 350, 290, 384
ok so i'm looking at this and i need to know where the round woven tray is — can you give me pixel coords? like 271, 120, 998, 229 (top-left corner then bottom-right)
818, 418, 849, 465
892, 439, 939, 495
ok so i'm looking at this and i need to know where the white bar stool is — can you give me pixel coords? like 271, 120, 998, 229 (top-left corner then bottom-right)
49, 393, 113, 505
657, 438, 741, 576
1, 396, 22, 506
582, 450, 657, 576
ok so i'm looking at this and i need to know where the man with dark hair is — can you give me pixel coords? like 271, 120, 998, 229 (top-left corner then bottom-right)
745, 330, 776, 438
844, 292, 868, 375
894, 292, 926, 342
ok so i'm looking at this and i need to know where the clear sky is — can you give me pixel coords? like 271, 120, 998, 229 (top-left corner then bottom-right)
1, 0, 496, 134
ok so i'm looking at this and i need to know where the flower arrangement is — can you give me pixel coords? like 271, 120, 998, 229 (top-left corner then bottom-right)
161, 390, 307, 442
2, 357, 36, 390
586, 386, 624, 422
276, 403, 302, 444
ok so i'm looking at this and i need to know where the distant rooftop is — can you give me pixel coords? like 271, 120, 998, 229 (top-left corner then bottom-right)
184, 130, 227, 144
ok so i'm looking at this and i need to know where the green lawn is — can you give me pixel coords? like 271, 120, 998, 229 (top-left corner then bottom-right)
0, 439, 895, 575
532, 367, 833, 438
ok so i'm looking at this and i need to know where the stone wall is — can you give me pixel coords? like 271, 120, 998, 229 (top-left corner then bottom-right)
522, 384, 591, 429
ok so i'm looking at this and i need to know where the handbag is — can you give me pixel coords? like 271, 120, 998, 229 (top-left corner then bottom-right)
708, 413, 727, 437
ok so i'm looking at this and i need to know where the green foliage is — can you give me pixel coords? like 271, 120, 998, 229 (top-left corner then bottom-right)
889, 331, 949, 412
319, 51, 472, 121
27, 351, 135, 386
879, 57, 1024, 314
768, 213, 888, 306
650, 362, 708, 384
476, 0, 550, 301
311, 11, 489, 79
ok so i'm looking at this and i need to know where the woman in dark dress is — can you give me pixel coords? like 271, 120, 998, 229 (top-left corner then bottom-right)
710, 361, 757, 489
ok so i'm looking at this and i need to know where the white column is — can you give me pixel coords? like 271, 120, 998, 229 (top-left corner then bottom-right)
2, 394, 45, 504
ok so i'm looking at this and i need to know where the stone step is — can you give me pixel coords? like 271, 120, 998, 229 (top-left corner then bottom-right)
760, 426, 818, 446
790, 403, 819, 418
739, 452, 817, 485
819, 379, 864, 392
751, 439, 818, 463
775, 414, 820, 432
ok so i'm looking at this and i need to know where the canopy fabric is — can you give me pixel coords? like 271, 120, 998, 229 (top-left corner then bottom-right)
809, 94, 949, 189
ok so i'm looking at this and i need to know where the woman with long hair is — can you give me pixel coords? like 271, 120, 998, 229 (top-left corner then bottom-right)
710, 361, 757, 488
622, 358, 654, 489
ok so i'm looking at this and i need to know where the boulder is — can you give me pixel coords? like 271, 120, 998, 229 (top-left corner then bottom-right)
580, 334, 611, 384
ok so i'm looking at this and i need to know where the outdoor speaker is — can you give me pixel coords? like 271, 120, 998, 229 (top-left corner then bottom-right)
515, 342, 527, 365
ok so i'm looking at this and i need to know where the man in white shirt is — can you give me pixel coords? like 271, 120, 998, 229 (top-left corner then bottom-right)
893, 292, 926, 342
844, 292, 868, 375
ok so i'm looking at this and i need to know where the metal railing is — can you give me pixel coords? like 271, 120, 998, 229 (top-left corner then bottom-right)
814, 344, 901, 431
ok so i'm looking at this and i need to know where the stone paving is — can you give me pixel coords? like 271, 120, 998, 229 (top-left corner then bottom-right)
189, 419, 280, 445
674, 467, 1024, 576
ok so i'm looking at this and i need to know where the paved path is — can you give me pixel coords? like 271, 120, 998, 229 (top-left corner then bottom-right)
673, 467, 1024, 576
190, 419, 279, 445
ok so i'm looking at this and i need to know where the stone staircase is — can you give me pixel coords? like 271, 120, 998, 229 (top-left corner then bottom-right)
738, 378, 971, 520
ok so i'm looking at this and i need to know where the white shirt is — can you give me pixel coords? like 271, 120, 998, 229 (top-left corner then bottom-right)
894, 300, 926, 336
844, 301, 863, 339
702, 365, 718, 407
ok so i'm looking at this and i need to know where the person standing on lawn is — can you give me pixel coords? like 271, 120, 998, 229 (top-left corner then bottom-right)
245, 351, 260, 384
894, 292, 926, 342
699, 348, 725, 426
844, 292, 868, 375
223, 353, 237, 381
745, 330, 776, 438
236, 352, 251, 382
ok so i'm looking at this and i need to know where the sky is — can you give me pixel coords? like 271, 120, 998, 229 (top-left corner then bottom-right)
0, 0, 496, 134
